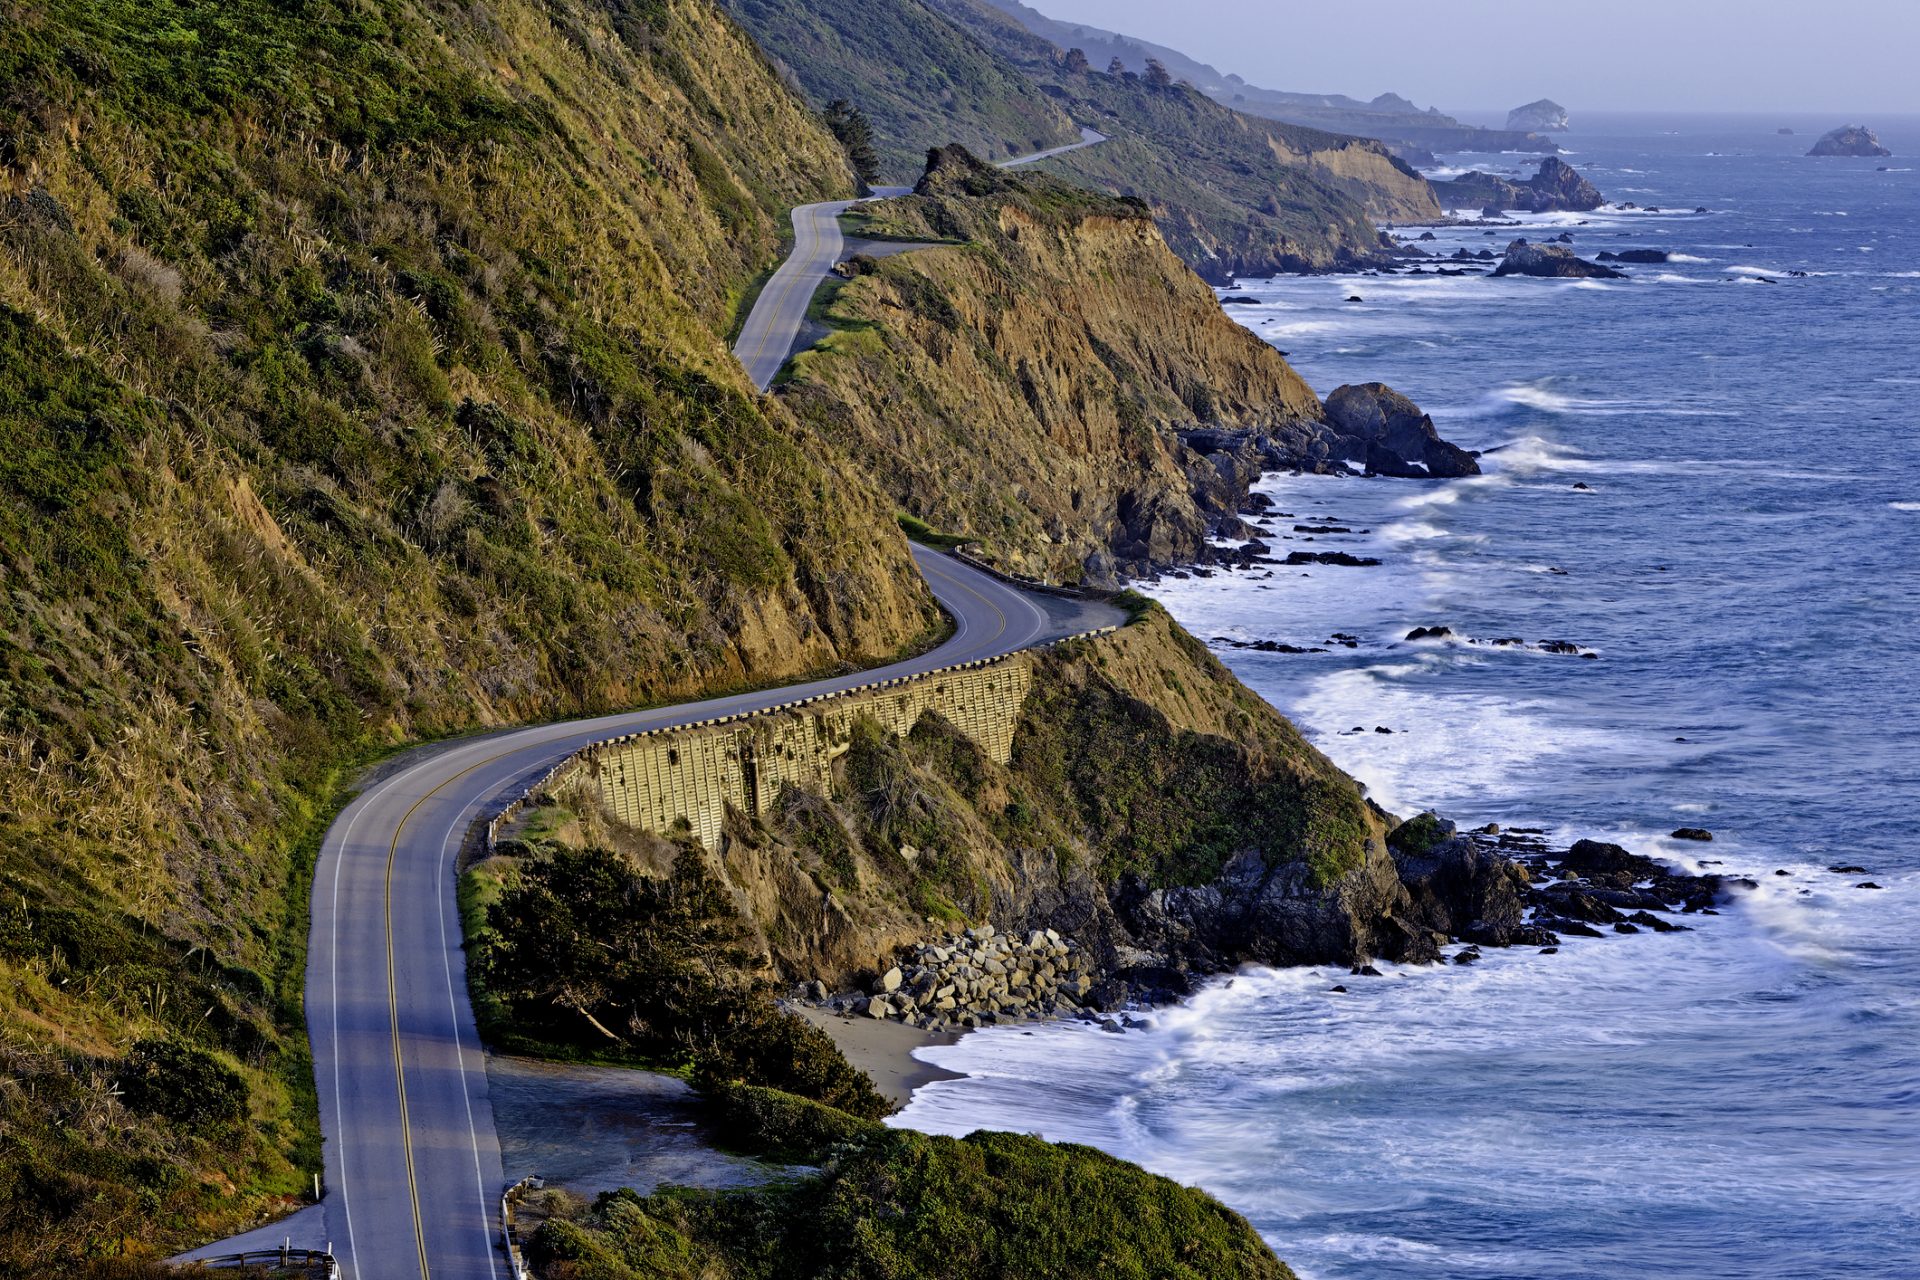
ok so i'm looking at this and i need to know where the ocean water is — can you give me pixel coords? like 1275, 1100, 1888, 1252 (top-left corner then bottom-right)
893, 115, 1920, 1278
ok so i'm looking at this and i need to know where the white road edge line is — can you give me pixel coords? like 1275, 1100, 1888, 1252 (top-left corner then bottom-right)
435, 804, 503, 1280
327, 797, 370, 1280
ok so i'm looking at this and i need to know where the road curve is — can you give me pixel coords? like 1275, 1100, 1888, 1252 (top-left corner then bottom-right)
731, 127, 1105, 391
191, 124, 1120, 1280
289, 548, 1116, 1280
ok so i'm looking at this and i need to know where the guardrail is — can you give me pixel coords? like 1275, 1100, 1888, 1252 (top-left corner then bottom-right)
190, 1246, 338, 1278
950, 544, 1124, 602
501, 1175, 543, 1279
474, 625, 1119, 858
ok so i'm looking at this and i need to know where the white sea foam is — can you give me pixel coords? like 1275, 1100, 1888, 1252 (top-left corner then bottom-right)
1668, 253, 1713, 263
1891, 501, 1920, 511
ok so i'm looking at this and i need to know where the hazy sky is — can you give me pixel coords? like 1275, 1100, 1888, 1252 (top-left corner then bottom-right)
1029, 1, 1920, 117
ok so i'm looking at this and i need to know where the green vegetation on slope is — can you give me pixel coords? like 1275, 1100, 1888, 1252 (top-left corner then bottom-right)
734, 0, 1425, 277
722, 0, 1081, 182
536, 609, 1377, 992
526, 1083, 1294, 1280
927, 0, 1439, 274
784, 150, 1323, 582
470, 841, 889, 1118
0, 0, 938, 1268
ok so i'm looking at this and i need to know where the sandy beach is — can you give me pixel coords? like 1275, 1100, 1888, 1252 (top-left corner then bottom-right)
794, 1005, 967, 1109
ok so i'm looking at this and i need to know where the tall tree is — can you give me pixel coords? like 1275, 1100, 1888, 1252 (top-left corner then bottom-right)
824, 98, 881, 191
1144, 58, 1174, 90
1062, 46, 1089, 75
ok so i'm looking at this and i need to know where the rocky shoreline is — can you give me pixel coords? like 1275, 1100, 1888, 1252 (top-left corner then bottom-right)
800, 814, 1739, 1037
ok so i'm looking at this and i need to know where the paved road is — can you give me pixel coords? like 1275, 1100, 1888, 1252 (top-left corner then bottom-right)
192, 123, 1118, 1280
731, 127, 1105, 391
221, 546, 1119, 1280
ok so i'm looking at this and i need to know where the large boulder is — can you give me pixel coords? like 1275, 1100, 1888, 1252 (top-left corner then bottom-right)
1431, 157, 1602, 214
1525, 157, 1603, 211
1492, 239, 1627, 280
1324, 383, 1481, 478
1508, 99, 1570, 132
1808, 126, 1892, 158
1392, 836, 1532, 947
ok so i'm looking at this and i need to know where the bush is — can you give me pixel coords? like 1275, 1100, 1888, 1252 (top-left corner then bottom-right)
704, 1081, 884, 1163
528, 1106, 1295, 1279
115, 1039, 247, 1128
478, 846, 888, 1118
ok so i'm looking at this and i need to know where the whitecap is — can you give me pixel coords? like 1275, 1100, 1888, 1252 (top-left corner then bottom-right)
1891, 502, 1920, 511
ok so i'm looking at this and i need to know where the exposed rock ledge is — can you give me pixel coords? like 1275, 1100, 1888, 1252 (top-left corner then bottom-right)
809, 816, 1734, 1028
1492, 239, 1627, 279
1176, 380, 1477, 493
1430, 157, 1602, 213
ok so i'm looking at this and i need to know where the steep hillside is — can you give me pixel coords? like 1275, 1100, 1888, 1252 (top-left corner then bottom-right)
926, 0, 1439, 265
979, 0, 1558, 157
722, 0, 1081, 182
486, 607, 1387, 1001
781, 149, 1325, 583
0, 0, 939, 1268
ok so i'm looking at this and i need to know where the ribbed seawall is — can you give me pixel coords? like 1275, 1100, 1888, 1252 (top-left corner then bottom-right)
574, 656, 1035, 849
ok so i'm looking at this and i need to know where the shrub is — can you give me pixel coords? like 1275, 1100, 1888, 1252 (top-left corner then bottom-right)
478, 846, 888, 1118
115, 1039, 247, 1128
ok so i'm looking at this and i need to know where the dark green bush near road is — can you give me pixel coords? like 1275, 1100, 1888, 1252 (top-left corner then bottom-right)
476, 845, 889, 1119
527, 1084, 1294, 1279
115, 1039, 248, 1127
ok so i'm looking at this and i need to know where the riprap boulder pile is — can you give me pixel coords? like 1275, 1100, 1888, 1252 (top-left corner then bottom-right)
831, 924, 1096, 1030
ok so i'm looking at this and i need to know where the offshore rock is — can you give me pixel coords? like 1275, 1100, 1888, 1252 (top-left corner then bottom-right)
1492, 239, 1628, 279
1324, 383, 1482, 478
1432, 157, 1603, 213
1808, 125, 1892, 157
1508, 99, 1571, 132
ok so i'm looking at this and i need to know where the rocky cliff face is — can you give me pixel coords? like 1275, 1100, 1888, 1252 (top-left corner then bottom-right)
785, 149, 1326, 583
0, 0, 936, 1267
1264, 131, 1445, 223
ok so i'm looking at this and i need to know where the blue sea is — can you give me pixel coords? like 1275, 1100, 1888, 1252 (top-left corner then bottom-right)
894, 115, 1920, 1278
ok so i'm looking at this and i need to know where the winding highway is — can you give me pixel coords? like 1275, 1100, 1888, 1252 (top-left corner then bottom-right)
732, 127, 1104, 389
187, 129, 1117, 1279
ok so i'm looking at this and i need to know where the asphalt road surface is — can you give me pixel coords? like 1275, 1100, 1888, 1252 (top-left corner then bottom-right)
193, 124, 1115, 1280
731, 127, 1104, 391
210, 545, 1119, 1280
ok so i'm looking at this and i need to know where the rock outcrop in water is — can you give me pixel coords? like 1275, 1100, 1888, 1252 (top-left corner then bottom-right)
1808, 125, 1892, 157
1493, 239, 1628, 279
1324, 383, 1482, 478
1176, 379, 1479, 492
1431, 157, 1603, 213
1507, 98, 1570, 132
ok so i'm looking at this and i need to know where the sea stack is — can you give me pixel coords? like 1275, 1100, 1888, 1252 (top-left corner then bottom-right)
1508, 99, 1571, 132
1807, 125, 1892, 157
1492, 239, 1628, 280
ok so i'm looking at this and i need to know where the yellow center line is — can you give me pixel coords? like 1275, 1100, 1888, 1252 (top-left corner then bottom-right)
743, 204, 823, 375
383, 753, 509, 1280
372, 549, 1012, 1278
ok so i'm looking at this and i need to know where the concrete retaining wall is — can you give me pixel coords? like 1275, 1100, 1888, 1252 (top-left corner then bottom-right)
577, 657, 1033, 850
485, 627, 1115, 855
